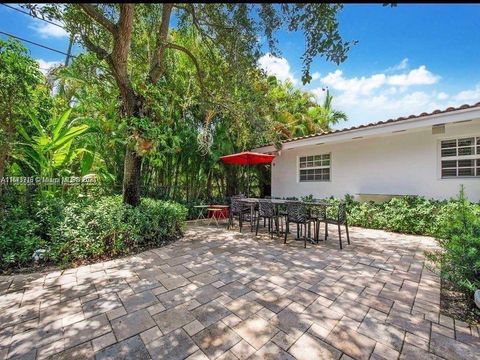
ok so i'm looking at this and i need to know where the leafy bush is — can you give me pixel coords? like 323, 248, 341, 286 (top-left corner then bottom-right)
426, 187, 480, 295
0, 191, 64, 269
300, 194, 445, 236
51, 196, 187, 264
0, 209, 44, 267
0, 193, 187, 270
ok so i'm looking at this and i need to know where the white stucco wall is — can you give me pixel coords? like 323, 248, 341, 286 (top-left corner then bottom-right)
270, 120, 480, 202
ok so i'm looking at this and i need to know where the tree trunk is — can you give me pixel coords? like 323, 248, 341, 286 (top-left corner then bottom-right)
123, 148, 142, 206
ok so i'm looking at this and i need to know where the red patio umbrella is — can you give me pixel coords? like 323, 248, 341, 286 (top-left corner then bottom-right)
220, 151, 275, 196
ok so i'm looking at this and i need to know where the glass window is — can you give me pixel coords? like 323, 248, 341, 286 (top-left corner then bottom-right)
299, 153, 330, 182
440, 137, 480, 178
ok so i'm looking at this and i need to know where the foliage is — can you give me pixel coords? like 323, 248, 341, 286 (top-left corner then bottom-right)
0, 206, 44, 268
0, 193, 187, 270
300, 193, 461, 237
261, 79, 347, 145
50, 196, 187, 264
15, 109, 90, 177
0, 193, 64, 268
426, 187, 480, 295
0, 38, 46, 179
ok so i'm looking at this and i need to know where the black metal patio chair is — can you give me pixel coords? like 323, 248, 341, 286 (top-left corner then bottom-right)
308, 202, 327, 243
284, 202, 314, 248
325, 202, 351, 249
228, 194, 250, 232
255, 199, 281, 238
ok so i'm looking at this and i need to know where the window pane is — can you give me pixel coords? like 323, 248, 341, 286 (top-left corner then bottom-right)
442, 160, 457, 169
441, 148, 456, 157
458, 159, 475, 167
314, 160, 322, 167
458, 137, 474, 147
300, 157, 306, 162
307, 156, 313, 162
442, 168, 456, 177
314, 155, 321, 161
458, 147, 474, 156
441, 139, 456, 148
459, 168, 474, 176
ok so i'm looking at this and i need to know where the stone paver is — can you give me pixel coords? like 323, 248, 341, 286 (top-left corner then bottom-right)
2, 224, 479, 359
192, 322, 242, 359
96, 335, 150, 360
146, 328, 198, 359
111, 309, 156, 341
289, 333, 342, 360
232, 314, 279, 350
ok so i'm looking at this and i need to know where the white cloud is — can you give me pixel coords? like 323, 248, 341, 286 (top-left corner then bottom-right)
30, 22, 68, 39
36, 59, 62, 75
453, 85, 480, 102
385, 58, 409, 72
311, 72, 321, 81
258, 53, 298, 85
310, 61, 479, 126
437, 92, 448, 100
321, 70, 386, 96
387, 65, 439, 86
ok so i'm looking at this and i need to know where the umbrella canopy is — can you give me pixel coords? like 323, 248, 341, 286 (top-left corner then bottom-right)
219, 151, 275, 165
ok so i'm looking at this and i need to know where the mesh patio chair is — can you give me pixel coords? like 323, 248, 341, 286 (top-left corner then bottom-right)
308, 202, 327, 243
256, 199, 281, 238
228, 194, 250, 232
284, 202, 314, 248
325, 202, 351, 249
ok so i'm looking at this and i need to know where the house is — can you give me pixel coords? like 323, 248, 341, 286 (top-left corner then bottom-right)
253, 103, 480, 202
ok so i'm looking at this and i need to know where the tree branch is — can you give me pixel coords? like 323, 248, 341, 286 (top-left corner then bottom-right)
78, 4, 116, 34
164, 42, 205, 92
149, 3, 173, 83
80, 33, 111, 62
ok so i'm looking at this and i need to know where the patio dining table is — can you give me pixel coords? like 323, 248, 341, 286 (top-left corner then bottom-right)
238, 198, 331, 239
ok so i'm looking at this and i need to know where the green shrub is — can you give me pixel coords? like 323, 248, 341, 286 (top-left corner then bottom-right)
426, 187, 480, 295
0, 214, 44, 267
50, 196, 187, 264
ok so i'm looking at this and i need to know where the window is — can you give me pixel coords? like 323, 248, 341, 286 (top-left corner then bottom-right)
440, 137, 480, 178
299, 154, 330, 182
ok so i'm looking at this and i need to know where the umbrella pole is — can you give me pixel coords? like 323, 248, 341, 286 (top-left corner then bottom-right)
247, 164, 250, 197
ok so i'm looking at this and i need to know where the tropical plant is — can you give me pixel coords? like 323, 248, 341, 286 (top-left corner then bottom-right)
0, 38, 44, 182
14, 109, 90, 177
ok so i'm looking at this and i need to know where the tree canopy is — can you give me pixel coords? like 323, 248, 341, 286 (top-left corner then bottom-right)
10, 3, 351, 205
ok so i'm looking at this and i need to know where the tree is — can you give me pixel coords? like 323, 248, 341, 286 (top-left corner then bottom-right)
27, 3, 353, 206
0, 39, 43, 183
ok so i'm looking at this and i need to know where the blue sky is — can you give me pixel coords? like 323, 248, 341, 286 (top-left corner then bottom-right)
1, 4, 480, 128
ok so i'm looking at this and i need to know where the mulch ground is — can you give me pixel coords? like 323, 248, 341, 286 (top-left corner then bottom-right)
441, 278, 480, 325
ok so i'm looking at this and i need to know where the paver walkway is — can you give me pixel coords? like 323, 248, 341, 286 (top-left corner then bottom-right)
1, 224, 479, 360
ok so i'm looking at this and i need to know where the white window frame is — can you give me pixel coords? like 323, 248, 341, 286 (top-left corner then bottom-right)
297, 153, 331, 183
438, 135, 480, 179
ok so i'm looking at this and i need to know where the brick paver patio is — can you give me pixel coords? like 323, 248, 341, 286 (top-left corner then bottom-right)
1, 223, 479, 359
